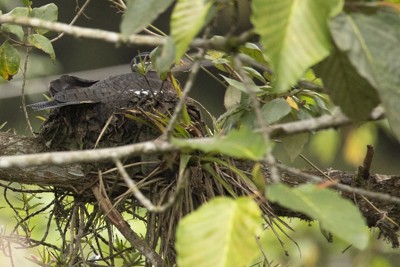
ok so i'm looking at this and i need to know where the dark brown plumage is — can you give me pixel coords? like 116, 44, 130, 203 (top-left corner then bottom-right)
29, 72, 175, 110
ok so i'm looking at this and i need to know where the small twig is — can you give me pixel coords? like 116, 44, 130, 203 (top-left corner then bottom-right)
161, 55, 203, 140
7, 241, 15, 267
11, 198, 56, 235
91, 174, 164, 267
233, 56, 280, 182
114, 159, 188, 213
21, 44, 35, 136
69, 203, 78, 267
51, 0, 92, 42
255, 234, 271, 267
0, 182, 53, 193
360, 195, 399, 228
78, 204, 87, 266
108, 0, 127, 11
299, 154, 333, 181
94, 114, 114, 149
277, 163, 400, 205
361, 145, 374, 180
267, 107, 385, 137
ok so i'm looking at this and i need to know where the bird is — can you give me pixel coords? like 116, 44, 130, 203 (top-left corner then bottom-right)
28, 52, 174, 111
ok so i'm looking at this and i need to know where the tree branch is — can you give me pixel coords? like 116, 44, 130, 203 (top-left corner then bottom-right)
92, 182, 164, 266
1, 130, 400, 246
0, 15, 254, 51
268, 106, 385, 137
0, 133, 176, 168
0, 15, 164, 46
0, 107, 385, 169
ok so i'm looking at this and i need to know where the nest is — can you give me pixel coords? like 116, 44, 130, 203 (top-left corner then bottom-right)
38, 83, 273, 263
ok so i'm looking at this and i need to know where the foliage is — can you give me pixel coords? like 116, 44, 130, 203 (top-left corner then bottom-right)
251, 0, 343, 92
172, 127, 270, 161
267, 183, 369, 249
176, 197, 262, 267
0, 3, 56, 79
0, 0, 400, 266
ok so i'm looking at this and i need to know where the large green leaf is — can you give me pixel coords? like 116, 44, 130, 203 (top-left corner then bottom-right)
27, 34, 55, 61
281, 132, 309, 162
172, 127, 270, 161
121, 0, 174, 35
1, 7, 29, 41
31, 3, 58, 35
224, 85, 242, 110
221, 75, 269, 93
261, 98, 291, 125
267, 183, 369, 249
176, 197, 262, 267
152, 36, 176, 80
251, 0, 343, 92
314, 45, 379, 121
171, 0, 214, 61
330, 13, 400, 140
0, 42, 20, 81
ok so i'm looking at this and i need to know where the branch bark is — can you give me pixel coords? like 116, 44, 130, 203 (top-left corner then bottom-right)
0, 15, 164, 46
0, 15, 254, 52
1, 130, 400, 231
0, 107, 385, 169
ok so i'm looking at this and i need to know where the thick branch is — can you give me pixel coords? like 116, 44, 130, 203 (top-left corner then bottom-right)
0, 133, 176, 169
1, 131, 400, 246
0, 15, 164, 46
92, 184, 164, 267
0, 15, 253, 51
0, 108, 385, 169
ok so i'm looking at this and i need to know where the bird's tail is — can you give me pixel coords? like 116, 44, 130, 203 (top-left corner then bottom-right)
27, 100, 59, 111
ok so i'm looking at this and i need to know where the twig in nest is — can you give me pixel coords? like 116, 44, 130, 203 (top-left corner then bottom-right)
114, 158, 188, 213
359, 144, 374, 180
91, 171, 164, 267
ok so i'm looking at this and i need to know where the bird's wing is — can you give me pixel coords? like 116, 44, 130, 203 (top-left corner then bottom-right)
29, 72, 176, 110
54, 72, 174, 103
49, 75, 98, 95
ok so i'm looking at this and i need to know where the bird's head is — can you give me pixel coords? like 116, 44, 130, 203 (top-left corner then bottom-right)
130, 52, 153, 74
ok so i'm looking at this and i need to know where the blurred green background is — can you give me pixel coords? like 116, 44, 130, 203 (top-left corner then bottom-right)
0, 1, 399, 266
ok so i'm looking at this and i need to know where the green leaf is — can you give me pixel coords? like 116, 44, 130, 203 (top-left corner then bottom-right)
221, 76, 263, 93
261, 98, 291, 125
239, 42, 268, 65
176, 197, 262, 267
172, 127, 270, 160
152, 37, 176, 80
1, 7, 29, 41
224, 86, 242, 110
31, 3, 58, 35
267, 183, 369, 249
121, 0, 174, 35
0, 42, 20, 81
281, 132, 309, 162
171, 0, 214, 61
329, 13, 400, 141
243, 66, 267, 83
314, 45, 379, 121
27, 34, 55, 61
251, 0, 343, 92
